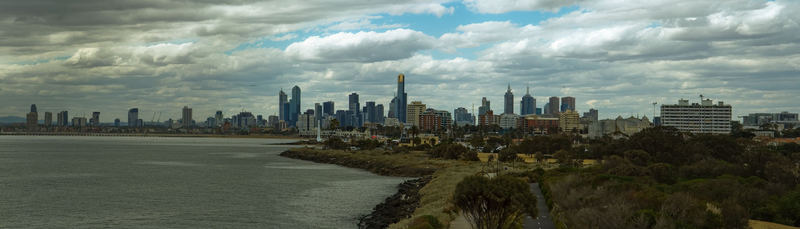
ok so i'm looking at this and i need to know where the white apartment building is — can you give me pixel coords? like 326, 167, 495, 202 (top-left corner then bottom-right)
661, 98, 732, 134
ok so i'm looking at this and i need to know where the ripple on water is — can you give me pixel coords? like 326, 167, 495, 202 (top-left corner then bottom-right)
135, 161, 203, 167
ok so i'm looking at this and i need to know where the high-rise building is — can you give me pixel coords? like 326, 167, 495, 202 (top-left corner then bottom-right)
314, 103, 322, 121
348, 93, 360, 114
114, 118, 120, 127
57, 111, 68, 127
582, 109, 598, 122
215, 111, 223, 127
289, 85, 301, 126
335, 110, 347, 128
279, 89, 288, 121
44, 112, 52, 127
30, 104, 37, 113
72, 117, 87, 128
182, 106, 192, 128
504, 84, 514, 114
323, 101, 335, 116
498, 113, 519, 130
561, 97, 575, 112
26, 111, 38, 129
268, 115, 279, 129
364, 101, 376, 123
128, 108, 139, 127
388, 97, 397, 118
548, 97, 560, 115
559, 110, 581, 132
661, 98, 732, 134
90, 112, 100, 126
375, 104, 384, 124
406, 101, 426, 127
454, 107, 475, 127
479, 97, 490, 116
520, 85, 535, 115
395, 74, 407, 123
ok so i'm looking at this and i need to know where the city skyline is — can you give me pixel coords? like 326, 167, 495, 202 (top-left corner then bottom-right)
1, 1, 798, 121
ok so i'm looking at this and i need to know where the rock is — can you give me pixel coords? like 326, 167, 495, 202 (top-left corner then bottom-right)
357, 176, 433, 229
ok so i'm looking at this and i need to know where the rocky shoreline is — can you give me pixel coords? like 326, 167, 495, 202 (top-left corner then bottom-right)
279, 149, 440, 228
279, 149, 436, 177
358, 176, 433, 229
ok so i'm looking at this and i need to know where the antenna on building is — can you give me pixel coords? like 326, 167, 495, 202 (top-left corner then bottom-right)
652, 102, 657, 121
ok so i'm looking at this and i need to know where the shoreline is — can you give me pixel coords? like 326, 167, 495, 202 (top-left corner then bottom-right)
279, 148, 438, 177
0, 132, 303, 140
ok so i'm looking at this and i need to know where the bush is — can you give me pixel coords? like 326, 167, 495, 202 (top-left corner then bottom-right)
454, 175, 537, 229
324, 137, 348, 150
429, 142, 469, 160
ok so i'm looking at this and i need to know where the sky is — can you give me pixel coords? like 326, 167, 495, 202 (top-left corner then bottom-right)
1, 0, 798, 122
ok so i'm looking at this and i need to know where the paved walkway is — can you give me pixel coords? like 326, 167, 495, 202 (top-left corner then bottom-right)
524, 183, 555, 229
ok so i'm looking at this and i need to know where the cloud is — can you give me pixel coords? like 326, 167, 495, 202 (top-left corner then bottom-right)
285, 29, 436, 62
463, 0, 580, 13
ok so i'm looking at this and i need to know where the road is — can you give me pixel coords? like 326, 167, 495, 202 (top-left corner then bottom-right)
524, 183, 556, 229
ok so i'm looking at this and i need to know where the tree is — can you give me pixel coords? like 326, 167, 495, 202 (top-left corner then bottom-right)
454, 175, 537, 229
329, 119, 340, 130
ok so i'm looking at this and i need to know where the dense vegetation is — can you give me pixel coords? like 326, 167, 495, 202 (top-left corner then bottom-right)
537, 126, 800, 228
454, 175, 537, 229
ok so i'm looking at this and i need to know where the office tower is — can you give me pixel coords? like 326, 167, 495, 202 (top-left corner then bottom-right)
114, 118, 120, 127
375, 104, 384, 124
30, 104, 37, 113
454, 107, 475, 126
323, 101, 335, 116
479, 97, 490, 116
561, 96, 575, 112
406, 101, 426, 127
44, 112, 52, 127
349, 93, 360, 114
388, 97, 397, 118
335, 110, 347, 128
548, 97, 560, 115
661, 98, 732, 134
543, 103, 550, 115
520, 85, 535, 115
257, 115, 264, 126
536, 108, 542, 115
268, 115, 279, 128
364, 101, 376, 123
215, 111, 223, 127
182, 106, 192, 128
57, 111, 68, 127
314, 103, 322, 121
559, 110, 580, 132
90, 112, 100, 126
395, 74, 407, 123
278, 89, 287, 121
128, 108, 139, 127
504, 84, 514, 114
583, 109, 598, 122
26, 110, 38, 129
288, 85, 301, 126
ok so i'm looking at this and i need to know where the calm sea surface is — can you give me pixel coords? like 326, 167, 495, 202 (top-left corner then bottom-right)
0, 136, 405, 228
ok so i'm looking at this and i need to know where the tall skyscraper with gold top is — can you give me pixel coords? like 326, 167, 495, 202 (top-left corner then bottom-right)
395, 74, 407, 123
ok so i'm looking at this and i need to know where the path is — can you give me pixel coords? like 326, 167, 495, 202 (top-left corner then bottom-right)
524, 183, 555, 229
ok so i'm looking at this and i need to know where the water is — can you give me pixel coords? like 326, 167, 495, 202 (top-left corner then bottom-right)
0, 136, 406, 228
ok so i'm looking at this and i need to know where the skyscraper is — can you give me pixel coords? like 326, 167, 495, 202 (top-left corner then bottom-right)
548, 97, 560, 115
375, 104, 384, 124
289, 86, 301, 126
44, 112, 52, 127
388, 97, 397, 118
395, 74, 407, 123
520, 85, 535, 115
364, 101, 376, 123
278, 89, 287, 121
182, 106, 192, 128
323, 101, 334, 116
215, 111, 223, 127
314, 103, 322, 121
128, 108, 138, 127
90, 112, 100, 126
504, 84, 514, 114
30, 104, 37, 113
57, 111, 68, 127
561, 96, 576, 112
454, 107, 475, 126
348, 93, 360, 114
479, 97, 490, 116
406, 101, 426, 127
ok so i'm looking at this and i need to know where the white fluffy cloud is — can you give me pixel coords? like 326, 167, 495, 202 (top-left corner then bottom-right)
285, 29, 437, 62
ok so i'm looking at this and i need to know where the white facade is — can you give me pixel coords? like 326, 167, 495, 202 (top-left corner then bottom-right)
661, 99, 732, 134
498, 113, 519, 130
